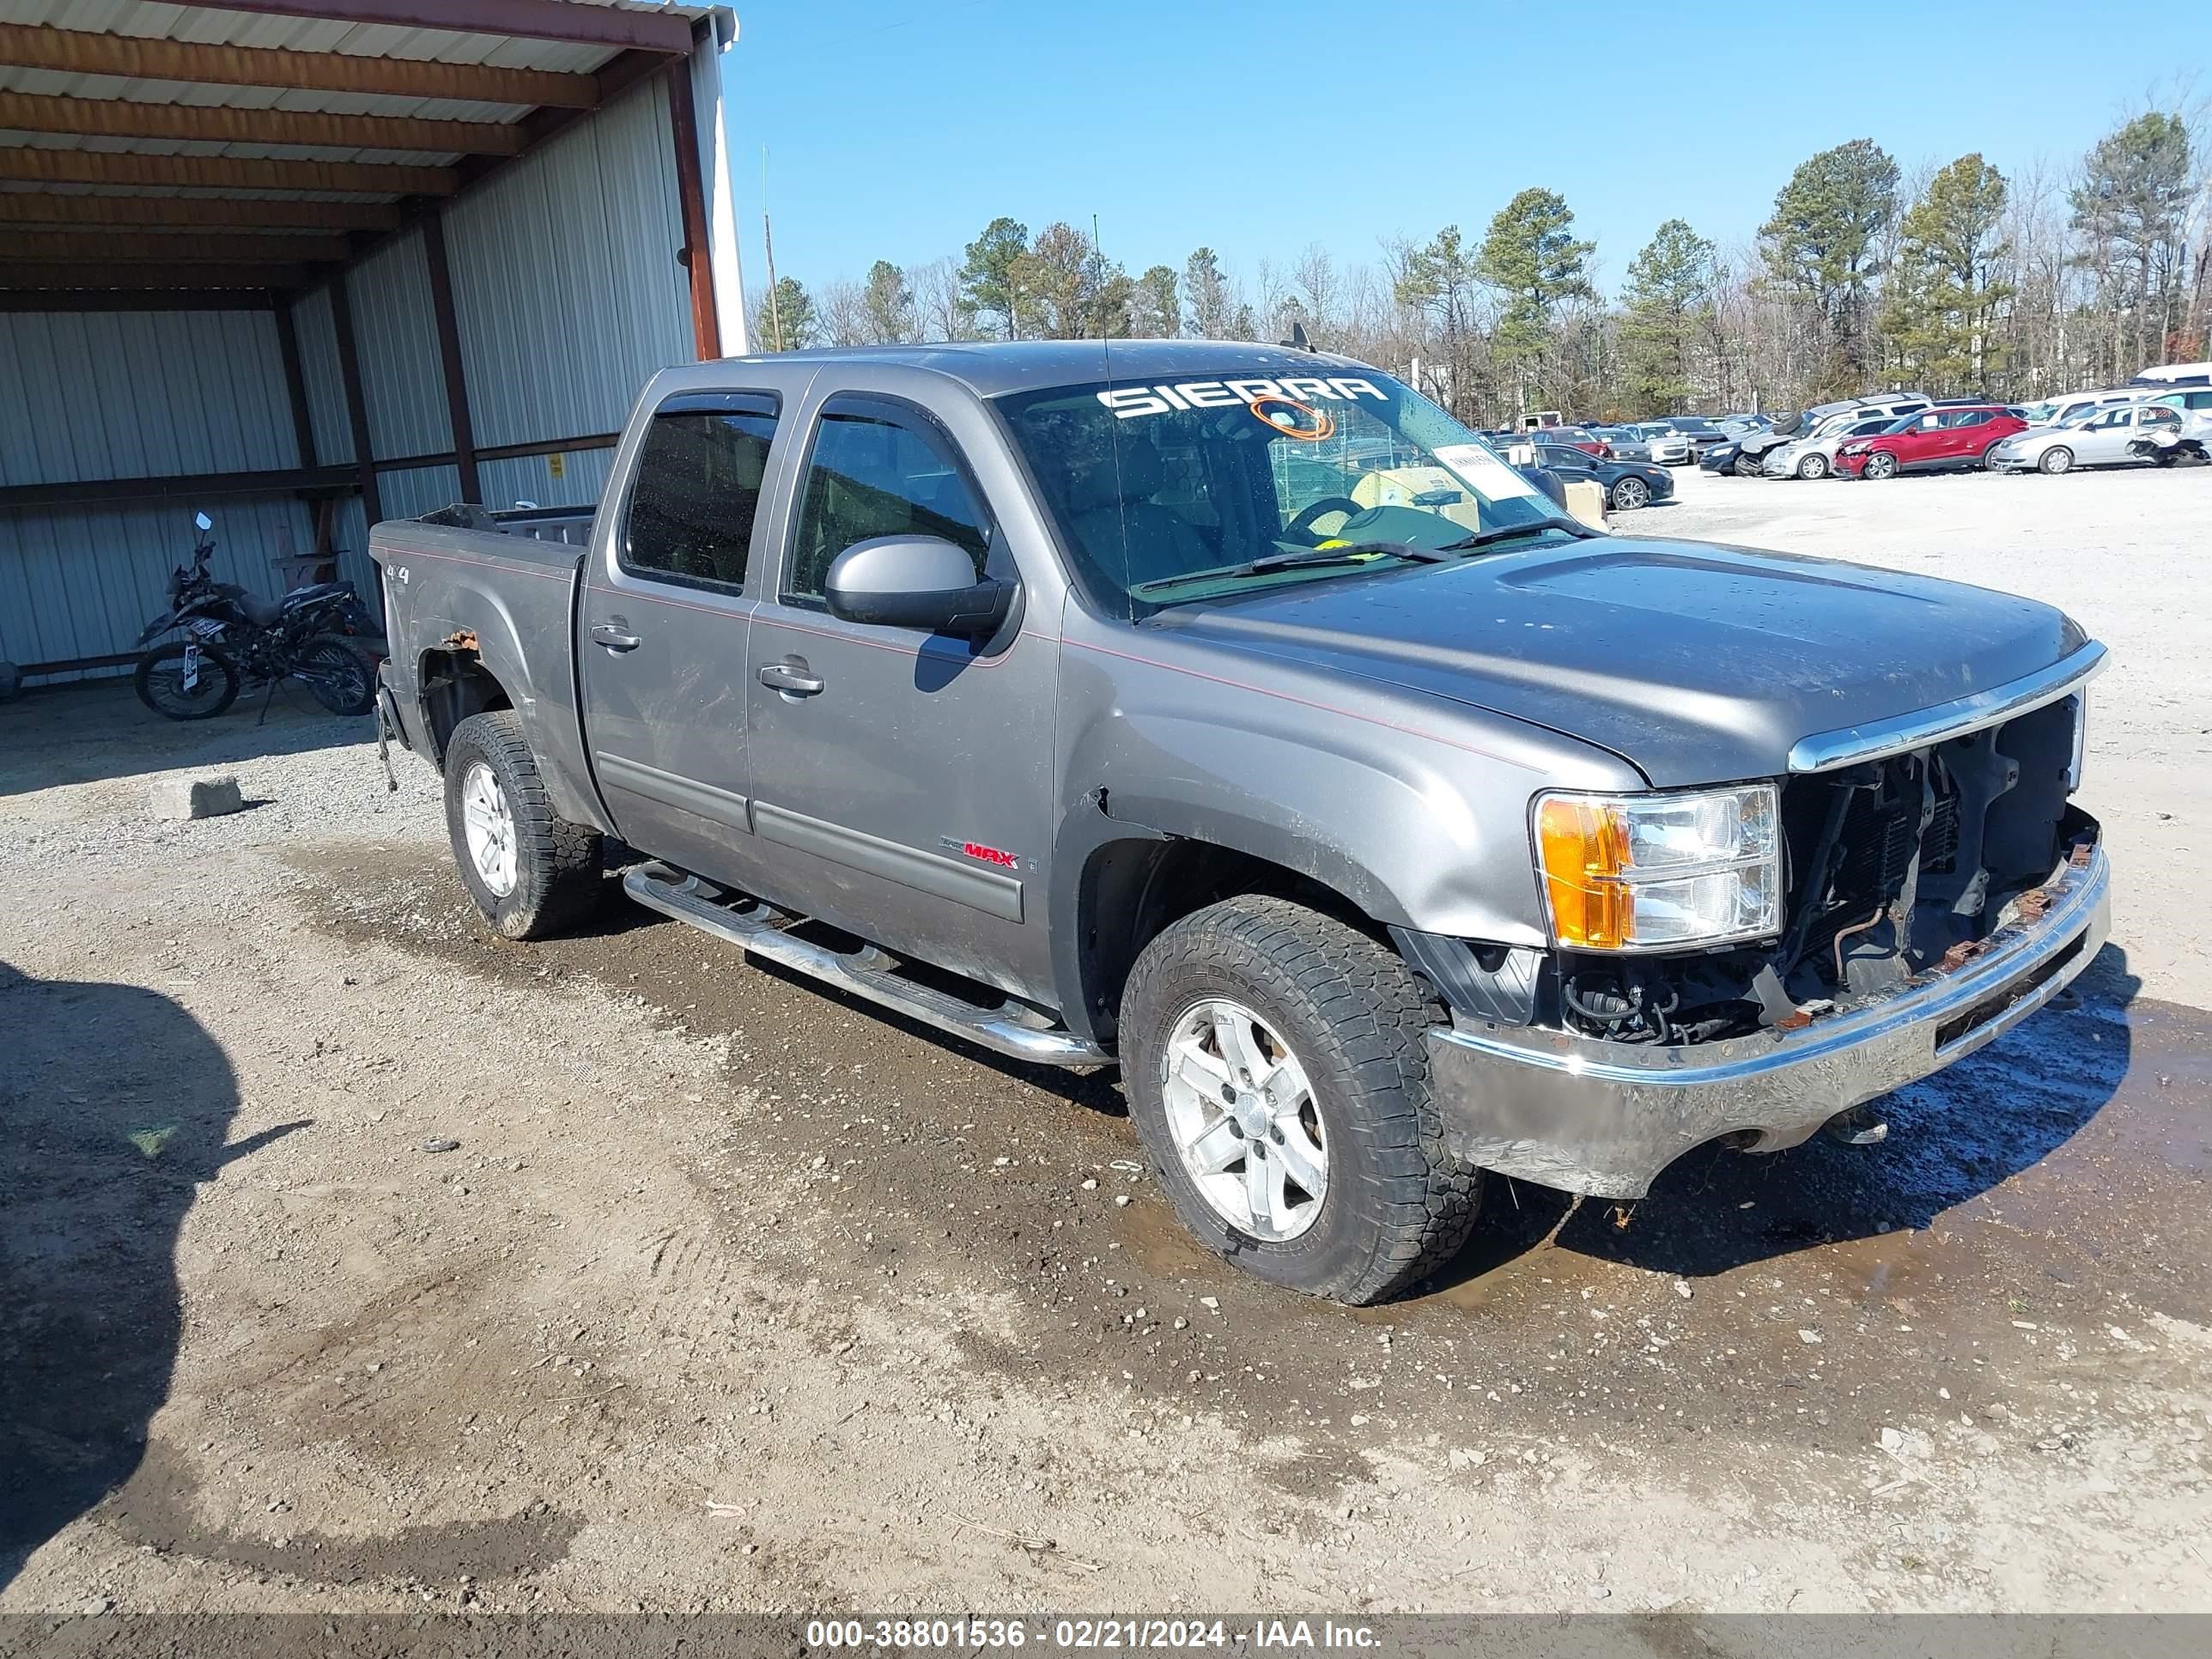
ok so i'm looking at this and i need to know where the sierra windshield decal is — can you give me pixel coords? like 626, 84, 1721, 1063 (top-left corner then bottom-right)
1097, 376, 1391, 419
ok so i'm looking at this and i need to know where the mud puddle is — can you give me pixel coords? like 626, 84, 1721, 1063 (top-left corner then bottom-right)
295, 842, 2211, 1478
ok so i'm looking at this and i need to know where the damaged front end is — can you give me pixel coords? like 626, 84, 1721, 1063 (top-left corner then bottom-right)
1545, 690, 2095, 1047
1415, 677, 2110, 1200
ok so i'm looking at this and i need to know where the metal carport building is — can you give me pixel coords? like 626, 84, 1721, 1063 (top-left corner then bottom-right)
0, 0, 744, 684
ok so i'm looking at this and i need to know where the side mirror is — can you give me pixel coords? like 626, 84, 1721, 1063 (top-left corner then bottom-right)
823, 537, 1012, 638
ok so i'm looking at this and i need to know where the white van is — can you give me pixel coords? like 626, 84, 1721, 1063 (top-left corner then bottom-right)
2017, 387, 2148, 428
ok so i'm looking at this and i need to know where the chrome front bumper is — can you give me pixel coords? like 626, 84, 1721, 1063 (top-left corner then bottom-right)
1426, 845, 2112, 1199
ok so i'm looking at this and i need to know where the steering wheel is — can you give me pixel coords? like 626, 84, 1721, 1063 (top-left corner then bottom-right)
1284, 496, 1367, 542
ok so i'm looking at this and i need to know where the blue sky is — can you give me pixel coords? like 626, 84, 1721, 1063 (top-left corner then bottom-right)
722, 2, 2208, 300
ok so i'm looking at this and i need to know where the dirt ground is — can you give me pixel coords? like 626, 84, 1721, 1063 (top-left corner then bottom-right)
3, 462, 2208, 1617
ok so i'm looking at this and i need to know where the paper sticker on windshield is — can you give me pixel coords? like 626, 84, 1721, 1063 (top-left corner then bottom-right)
1433, 441, 1540, 502
1097, 376, 1389, 420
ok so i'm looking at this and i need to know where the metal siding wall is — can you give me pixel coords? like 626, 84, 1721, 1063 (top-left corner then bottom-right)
0, 306, 317, 673
0, 309, 299, 487
447, 74, 689, 452
347, 227, 455, 463
0, 495, 317, 678
476, 446, 615, 515
289, 287, 357, 468
376, 464, 465, 523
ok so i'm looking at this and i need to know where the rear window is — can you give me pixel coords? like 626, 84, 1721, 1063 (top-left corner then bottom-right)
621, 393, 780, 591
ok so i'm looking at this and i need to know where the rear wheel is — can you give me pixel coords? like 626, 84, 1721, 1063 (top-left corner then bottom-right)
1979, 441, 2006, 470
1120, 895, 1483, 1305
1796, 453, 1829, 479
1608, 476, 1650, 511
1863, 450, 1899, 480
293, 635, 374, 716
442, 710, 603, 939
134, 641, 240, 721
2039, 445, 2075, 475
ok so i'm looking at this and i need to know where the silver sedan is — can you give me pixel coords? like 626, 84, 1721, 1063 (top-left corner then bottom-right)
1989, 403, 2172, 474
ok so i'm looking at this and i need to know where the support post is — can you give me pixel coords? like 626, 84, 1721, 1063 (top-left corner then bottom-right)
422, 210, 481, 504
664, 56, 719, 360
327, 273, 383, 532
273, 299, 319, 469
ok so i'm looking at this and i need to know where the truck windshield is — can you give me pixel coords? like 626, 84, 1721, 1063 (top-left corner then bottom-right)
994, 368, 1577, 615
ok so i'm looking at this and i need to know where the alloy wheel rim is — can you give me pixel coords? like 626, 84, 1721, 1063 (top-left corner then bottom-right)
1616, 478, 1648, 508
460, 762, 519, 897
1160, 998, 1327, 1242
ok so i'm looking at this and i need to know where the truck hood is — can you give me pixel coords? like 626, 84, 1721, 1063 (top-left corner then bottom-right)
1156, 536, 2084, 787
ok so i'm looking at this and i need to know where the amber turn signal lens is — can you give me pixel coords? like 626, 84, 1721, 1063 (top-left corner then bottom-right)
1536, 795, 1631, 949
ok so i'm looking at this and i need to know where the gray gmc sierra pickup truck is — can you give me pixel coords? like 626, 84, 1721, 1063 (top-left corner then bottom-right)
373, 340, 2110, 1304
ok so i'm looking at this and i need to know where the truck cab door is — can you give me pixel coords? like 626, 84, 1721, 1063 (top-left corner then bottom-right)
577, 390, 784, 891
741, 390, 1060, 1005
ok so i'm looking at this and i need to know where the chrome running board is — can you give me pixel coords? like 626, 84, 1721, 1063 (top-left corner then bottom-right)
623, 865, 1108, 1068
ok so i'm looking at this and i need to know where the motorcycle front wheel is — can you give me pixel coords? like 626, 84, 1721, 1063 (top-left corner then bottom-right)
294, 635, 376, 716
135, 641, 240, 721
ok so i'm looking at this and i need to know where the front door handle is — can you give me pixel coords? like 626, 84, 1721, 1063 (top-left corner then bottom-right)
757, 659, 823, 696
590, 621, 642, 652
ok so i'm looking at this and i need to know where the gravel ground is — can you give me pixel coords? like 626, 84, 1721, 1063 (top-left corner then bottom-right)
2, 466, 2208, 1618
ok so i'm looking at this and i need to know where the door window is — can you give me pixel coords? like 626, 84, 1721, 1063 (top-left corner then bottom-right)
786, 398, 993, 605
1950, 410, 1993, 428
620, 393, 781, 590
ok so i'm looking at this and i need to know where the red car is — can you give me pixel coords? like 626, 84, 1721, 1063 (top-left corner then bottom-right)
1547, 425, 1613, 460
1832, 404, 2027, 478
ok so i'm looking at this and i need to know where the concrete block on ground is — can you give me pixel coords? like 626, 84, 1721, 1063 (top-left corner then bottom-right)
149, 774, 244, 821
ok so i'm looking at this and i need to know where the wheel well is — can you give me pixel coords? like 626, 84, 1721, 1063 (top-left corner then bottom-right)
1078, 838, 1376, 1047
417, 646, 510, 769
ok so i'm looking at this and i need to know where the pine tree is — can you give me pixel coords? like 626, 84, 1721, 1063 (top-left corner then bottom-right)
2069, 112, 2194, 376
860, 259, 915, 344
1619, 219, 1718, 415
1759, 139, 1900, 386
1475, 189, 1595, 410
1881, 155, 2011, 392
1130, 264, 1180, 337
1183, 247, 1231, 337
958, 217, 1030, 339
750, 276, 815, 352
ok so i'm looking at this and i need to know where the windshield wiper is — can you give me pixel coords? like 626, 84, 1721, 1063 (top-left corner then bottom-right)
1130, 541, 1448, 592
1437, 520, 1597, 552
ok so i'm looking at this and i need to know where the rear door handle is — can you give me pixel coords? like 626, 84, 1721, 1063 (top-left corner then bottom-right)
757, 659, 823, 696
590, 622, 642, 652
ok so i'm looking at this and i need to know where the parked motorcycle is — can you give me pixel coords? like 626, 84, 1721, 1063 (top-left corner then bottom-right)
132, 512, 382, 721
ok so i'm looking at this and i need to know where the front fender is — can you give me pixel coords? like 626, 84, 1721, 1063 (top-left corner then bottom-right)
135, 611, 175, 647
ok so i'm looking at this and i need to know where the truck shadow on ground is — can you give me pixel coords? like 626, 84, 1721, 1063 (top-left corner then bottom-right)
0, 962, 306, 1592
1425, 943, 2142, 1291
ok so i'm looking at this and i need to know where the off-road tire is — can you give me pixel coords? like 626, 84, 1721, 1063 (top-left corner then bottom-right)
1120, 895, 1483, 1304
442, 709, 602, 940
296, 634, 375, 716
134, 641, 240, 720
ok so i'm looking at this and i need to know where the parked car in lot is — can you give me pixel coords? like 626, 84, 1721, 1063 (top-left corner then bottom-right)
1833, 404, 2027, 478
2015, 387, 2147, 429
1632, 423, 1694, 465
1590, 425, 1652, 462
2144, 384, 2212, 441
1988, 399, 2178, 475
1763, 411, 1910, 479
1532, 441, 1675, 510
1546, 425, 1612, 459
1648, 415, 1730, 458
372, 340, 2110, 1305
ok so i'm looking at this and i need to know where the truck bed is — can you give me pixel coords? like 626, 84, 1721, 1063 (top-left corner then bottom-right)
371, 504, 599, 830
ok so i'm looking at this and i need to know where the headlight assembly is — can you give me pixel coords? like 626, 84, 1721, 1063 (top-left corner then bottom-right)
1534, 784, 1782, 951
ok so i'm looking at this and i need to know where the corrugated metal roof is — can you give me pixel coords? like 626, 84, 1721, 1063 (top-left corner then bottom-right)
0, 2, 729, 198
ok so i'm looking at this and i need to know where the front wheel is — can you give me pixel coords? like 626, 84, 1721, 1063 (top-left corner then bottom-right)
2039, 446, 2074, 476
1607, 476, 1650, 511
134, 641, 240, 721
1863, 450, 1899, 480
1120, 895, 1483, 1304
293, 635, 375, 715
442, 710, 604, 939
1796, 453, 1829, 480
1732, 452, 1763, 477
